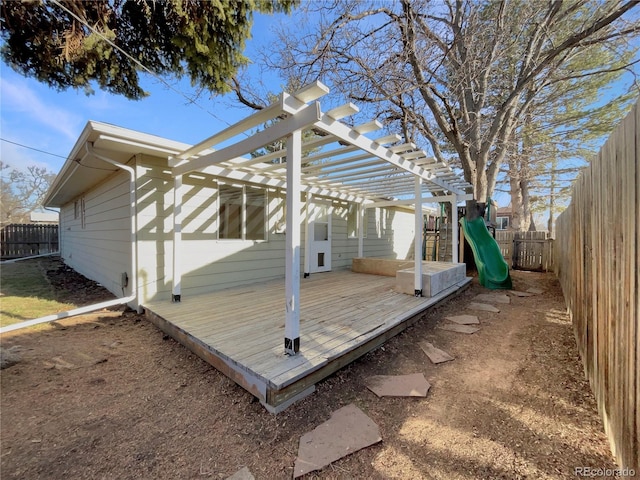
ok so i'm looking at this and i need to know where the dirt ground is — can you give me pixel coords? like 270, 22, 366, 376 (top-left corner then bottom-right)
0, 258, 624, 479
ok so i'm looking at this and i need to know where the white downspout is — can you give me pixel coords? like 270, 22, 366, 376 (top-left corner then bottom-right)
0, 297, 136, 334
0, 252, 58, 265
86, 143, 139, 310
0, 144, 139, 334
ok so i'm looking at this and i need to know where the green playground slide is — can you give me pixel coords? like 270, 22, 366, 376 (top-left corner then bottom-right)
460, 216, 512, 290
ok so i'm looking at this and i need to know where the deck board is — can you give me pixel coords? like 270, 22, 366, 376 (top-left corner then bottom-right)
144, 268, 470, 409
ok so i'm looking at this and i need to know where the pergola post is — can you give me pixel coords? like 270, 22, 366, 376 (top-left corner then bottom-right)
358, 203, 365, 258
172, 173, 183, 302
304, 193, 312, 278
414, 177, 423, 297
284, 129, 302, 355
451, 195, 459, 263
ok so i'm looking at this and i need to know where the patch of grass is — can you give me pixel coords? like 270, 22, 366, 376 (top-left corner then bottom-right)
0, 259, 75, 327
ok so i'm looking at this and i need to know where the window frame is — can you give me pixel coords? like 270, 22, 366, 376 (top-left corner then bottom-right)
496, 216, 509, 230
217, 182, 268, 241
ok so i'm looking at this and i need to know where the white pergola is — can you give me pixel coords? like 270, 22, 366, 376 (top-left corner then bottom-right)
169, 81, 473, 355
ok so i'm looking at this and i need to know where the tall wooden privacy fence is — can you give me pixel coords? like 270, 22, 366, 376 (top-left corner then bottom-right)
0, 223, 59, 259
554, 101, 638, 470
495, 231, 553, 271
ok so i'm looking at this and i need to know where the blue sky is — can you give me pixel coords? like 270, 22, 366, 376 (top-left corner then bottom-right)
0, 13, 289, 175
0, 7, 637, 215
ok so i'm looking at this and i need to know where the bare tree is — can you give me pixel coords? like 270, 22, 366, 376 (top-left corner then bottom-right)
0, 162, 56, 225
257, 0, 639, 219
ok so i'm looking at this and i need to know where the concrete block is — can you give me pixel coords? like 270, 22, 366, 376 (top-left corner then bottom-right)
396, 262, 466, 297
351, 257, 415, 277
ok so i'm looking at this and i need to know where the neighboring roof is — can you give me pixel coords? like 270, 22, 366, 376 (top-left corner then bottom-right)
497, 204, 513, 216
45, 82, 472, 208
30, 211, 59, 223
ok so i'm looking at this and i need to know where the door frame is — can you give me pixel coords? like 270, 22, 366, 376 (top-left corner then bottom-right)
309, 200, 332, 273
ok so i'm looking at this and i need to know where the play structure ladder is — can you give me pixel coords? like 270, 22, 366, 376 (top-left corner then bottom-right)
438, 223, 454, 262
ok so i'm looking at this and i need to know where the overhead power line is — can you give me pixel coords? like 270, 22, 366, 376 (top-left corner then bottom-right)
0, 137, 67, 159
0, 137, 118, 172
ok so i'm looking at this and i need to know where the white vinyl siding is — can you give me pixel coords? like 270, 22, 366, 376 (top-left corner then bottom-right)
138, 157, 414, 303
331, 203, 415, 269
59, 169, 131, 299
135, 155, 294, 303
63, 154, 418, 305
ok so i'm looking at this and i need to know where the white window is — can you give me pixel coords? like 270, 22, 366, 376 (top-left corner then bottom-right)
219, 184, 242, 239
218, 184, 266, 240
497, 216, 509, 230
245, 186, 266, 240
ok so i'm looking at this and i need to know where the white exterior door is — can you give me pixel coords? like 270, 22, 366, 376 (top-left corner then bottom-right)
309, 202, 331, 273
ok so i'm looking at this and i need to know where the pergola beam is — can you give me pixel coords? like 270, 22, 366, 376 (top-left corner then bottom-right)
173, 89, 322, 162
312, 115, 465, 194
342, 174, 411, 187
301, 153, 376, 173
174, 103, 321, 176
389, 143, 417, 153
228, 133, 339, 169
320, 165, 399, 183
366, 194, 474, 208
354, 120, 383, 134
326, 102, 359, 120
198, 165, 365, 203
258, 145, 361, 174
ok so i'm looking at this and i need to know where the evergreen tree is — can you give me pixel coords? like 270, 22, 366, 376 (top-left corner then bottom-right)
1, 0, 296, 99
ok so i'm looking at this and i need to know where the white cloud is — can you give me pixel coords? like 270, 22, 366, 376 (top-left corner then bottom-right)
0, 76, 82, 142
84, 90, 119, 112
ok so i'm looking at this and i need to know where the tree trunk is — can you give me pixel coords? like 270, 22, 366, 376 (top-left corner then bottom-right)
465, 176, 488, 221
521, 178, 531, 231
509, 159, 525, 231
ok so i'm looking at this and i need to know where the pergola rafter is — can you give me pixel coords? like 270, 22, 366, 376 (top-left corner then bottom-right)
169, 81, 472, 356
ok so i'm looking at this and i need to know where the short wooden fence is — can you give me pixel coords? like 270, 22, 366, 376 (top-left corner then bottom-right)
0, 223, 59, 259
495, 231, 552, 271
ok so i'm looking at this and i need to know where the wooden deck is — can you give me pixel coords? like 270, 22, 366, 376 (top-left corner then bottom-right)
144, 270, 470, 412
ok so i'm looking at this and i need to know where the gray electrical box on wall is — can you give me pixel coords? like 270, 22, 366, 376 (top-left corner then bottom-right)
121, 272, 129, 288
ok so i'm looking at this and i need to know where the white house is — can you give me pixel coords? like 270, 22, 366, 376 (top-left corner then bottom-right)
45, 120, 429, 306
44, 83, 473, 409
